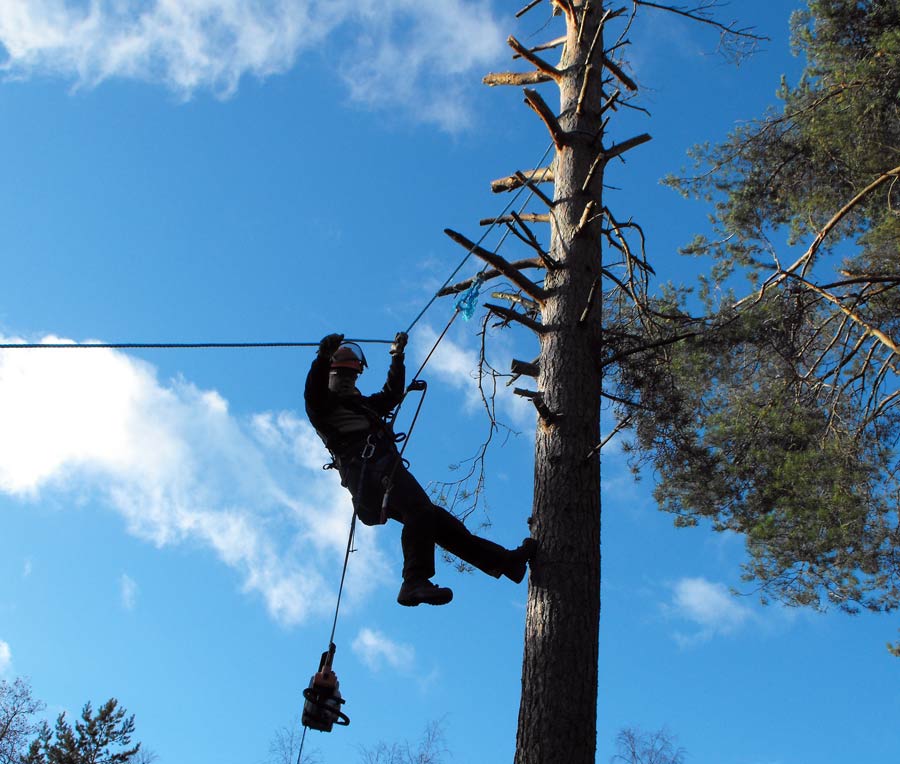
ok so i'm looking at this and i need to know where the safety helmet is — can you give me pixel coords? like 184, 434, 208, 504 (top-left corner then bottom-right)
330, 342, 367, 374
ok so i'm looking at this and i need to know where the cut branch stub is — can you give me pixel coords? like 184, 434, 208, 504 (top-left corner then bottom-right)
508, 35, 561, 80
511, 358, 540, 378
491, 167, 555, 193
513, 388, 558, 425
444, 228, 549, 302
606, 132, 652, 161
484, 71, 553, 87
480, 213, 550, 226
602, 55, 638, 91
485, 302, 547, 335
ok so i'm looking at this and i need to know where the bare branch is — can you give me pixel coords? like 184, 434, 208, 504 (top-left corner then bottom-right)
508, 35, 561, 80
513, 388, 558, 424
444, 228, 549, 302
524, 88, 568, 147
603, 55, 638, 91
484, 71, 553, 87
486, 302, 547, 334
515, 0, 544, 18
510, 212, 559, 268
480, 213, 551, 226
633, 0, 768, 61
491, 167, 554, 193
436, 258, 544, 296
606, 132, 652, 161
515, 170, 556, 209
513, 36, 567, 60
511, 358, 540, 378
492, 291, 540, 313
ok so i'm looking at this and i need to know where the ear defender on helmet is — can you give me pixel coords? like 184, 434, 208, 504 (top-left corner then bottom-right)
330, 342, 367, 374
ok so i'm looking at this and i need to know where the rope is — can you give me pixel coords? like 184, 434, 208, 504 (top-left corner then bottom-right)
404, 141, 554, 335
0, 339, 392, 350
296, 725, 309, 764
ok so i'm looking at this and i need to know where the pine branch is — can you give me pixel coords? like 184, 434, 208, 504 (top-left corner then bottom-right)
513, 36, 567, 60
491, 167, 554, 193
602, 55, 638, 91
480, 213, 551, 226
515, 170, 556, 209
523, 88, 568, 147
508, 36, 561, 80
515, 0, 544, 18
486, 303, 547, 334
444, 228, 549, 302
436, 258, 545, 296
606, 132, 652, 160
484, 71, 553, 87
492, 291, 540, 313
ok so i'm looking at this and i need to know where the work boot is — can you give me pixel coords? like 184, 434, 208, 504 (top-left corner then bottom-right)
503, 538, 536, 583
397, 579, 454, 607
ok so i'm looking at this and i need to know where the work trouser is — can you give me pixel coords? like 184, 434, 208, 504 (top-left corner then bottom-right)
337, 439, 509, 582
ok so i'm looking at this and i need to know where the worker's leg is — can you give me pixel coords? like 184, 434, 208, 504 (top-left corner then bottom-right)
387, 465, 510, 579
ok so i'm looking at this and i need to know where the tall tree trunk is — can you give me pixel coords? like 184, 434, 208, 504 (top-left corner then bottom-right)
516, 3, 605, 763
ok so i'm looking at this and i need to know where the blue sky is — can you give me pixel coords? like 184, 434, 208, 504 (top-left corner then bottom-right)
0, 2, 898, 763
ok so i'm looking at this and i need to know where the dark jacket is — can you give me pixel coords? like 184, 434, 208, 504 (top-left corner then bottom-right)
304, 352, 406, 459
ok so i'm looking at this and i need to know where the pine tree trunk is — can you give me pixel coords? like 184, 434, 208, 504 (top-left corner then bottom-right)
515, 4, 604, 763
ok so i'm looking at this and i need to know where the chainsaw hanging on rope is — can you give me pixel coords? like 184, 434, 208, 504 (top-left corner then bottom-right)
301, 642, 350, 732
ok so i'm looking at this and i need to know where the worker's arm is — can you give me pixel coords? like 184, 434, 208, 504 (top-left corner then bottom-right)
304, 333, 343, 416
369, 332, 407, 415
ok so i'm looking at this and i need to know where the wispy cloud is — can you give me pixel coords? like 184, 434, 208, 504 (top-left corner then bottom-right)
352, 627, 415, 672
0, 640, 11, 675
120, 573, 138, 611
0, 0, 505, 130
665, 576, 753, 646
0, 334, 392, 626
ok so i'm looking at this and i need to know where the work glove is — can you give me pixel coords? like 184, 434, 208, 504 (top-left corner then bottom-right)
318, 333, 344, 358
390, 331, 408, 357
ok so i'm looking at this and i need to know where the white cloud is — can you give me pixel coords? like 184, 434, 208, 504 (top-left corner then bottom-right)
666, 576, 753, 646
352, 627, 414, 672
120, 573, 138, 610
0, 334, 392, 626
0, 0, 505, 130
0, 640, 11, 674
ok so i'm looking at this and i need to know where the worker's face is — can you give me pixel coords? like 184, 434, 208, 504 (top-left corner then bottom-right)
328, 368, 360, 394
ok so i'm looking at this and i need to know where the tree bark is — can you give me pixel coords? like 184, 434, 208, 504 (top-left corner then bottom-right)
515, 3, 604, 763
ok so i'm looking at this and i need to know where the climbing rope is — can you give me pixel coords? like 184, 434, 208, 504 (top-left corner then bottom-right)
0, 339, 392, 349
404, 141, 554, 335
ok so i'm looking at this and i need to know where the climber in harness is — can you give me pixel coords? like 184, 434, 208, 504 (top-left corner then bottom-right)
305, 332, 536, 607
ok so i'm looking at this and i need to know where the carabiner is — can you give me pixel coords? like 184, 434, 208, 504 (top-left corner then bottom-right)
361, 434, 376, 461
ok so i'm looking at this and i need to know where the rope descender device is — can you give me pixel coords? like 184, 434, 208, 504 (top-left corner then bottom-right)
301, 642, 350, 732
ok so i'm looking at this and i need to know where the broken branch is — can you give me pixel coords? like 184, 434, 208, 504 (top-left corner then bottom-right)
606, 132, 652, 161
491, 167, 554, 194
486, 303, 547, 334
436, 258, 544, 297
445, 228, 549, 302
480, 213, 551, 226
523, 88, 568, 148
515, 170, 556, 209
508, 36, 561, 80
484, 71, 553, 87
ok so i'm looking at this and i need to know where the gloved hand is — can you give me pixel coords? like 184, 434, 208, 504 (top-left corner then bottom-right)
318, 333, 344, 358
390, 331, 408, 357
